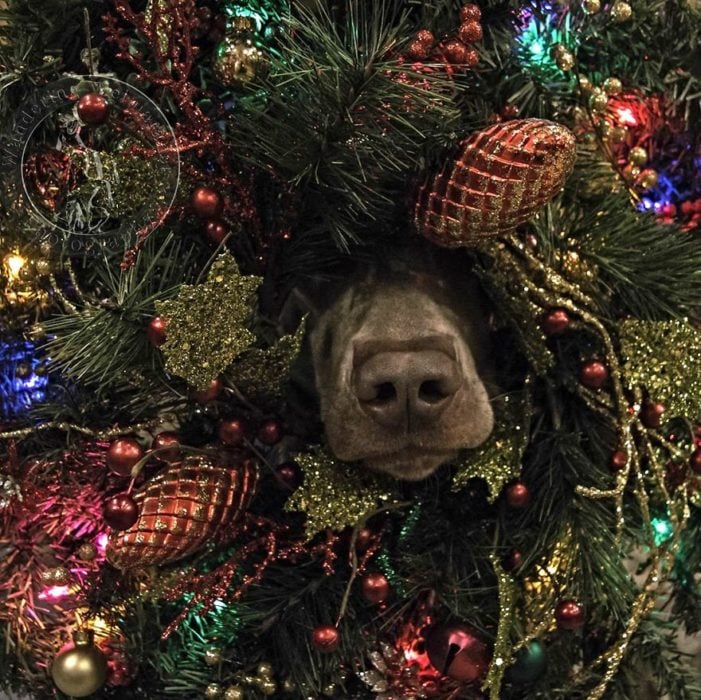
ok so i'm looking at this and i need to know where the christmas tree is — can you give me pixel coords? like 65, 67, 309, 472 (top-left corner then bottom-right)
1, 0, 701, 698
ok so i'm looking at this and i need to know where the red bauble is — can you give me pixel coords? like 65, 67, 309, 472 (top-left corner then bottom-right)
275, 461, 303, 491
355, 527, 373, 552
106, 438, 144, 477
407, 40, 431, 61
579, 360, 608, 390
502, 548, 523, 572
425, 623, 491, 682
458, 20, 483, 44
258, 419, 283, 446
146, 316, 167, 347
416, 29, 435, 46
460, 3, 482, 22
191, 186, 224, 219
555, 599, 584, 631
311, 625, 340, 653
193, 378, 223, 404
104, 494, 139, 531
218, 418, 246, 446
361, 573, 391, 604
610, 449, 628, 472
640, 401, 665, 429
77, 93, 110, 126
444, 40, 468, 64
690, 448, 701, 475
204, 219, 227, 245
505, 481, 531, 508
541, 309, 570, 336
152, 432, 181, 463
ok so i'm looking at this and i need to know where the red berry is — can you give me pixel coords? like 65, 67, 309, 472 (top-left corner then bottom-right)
579, 360, 609, 390
311, 625, 340, 653
146, 316, 167, 347
640, 401, 665, 429
104, 493, 139, 530
460, 3, 482, 22
193, 378, 223, 404
444, 40, 468, 64
106, 438, 143, 477
258, 419, 283, 445
690, 448, 701, 475
502, 548, 523, 572
407, 40, 430, 61
458, 20, 483, 44
77, 93, 110, 126
610, 449, 628, 471
541, 309, 570, 336
204, 219, 227, 245
275, 461, 303, 491
416, 29, 435, 46
191, 186, 223, 219
218, 418, 246, 446
463, 47, 480, 67
681, 201, 695, 216
555, 599, 584, 630
355, 527, 374, 551
152, 432, 181, 463
361, 573, 391, 604
505, 481, 531, 508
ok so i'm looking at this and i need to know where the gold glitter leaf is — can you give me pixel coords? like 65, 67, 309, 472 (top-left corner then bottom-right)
452, 386, 532, 500
156, 252, 262, 390
286, 448, 401, 541
619, 320, 701, 421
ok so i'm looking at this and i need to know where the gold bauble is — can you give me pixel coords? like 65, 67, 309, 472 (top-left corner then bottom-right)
638, 168, 659, 190
204, 647, 223, 666
589, 92, 609, 113
608, 125, 628, 144
611, 1, 632, 21
556, 51, 575, 71
213, 37, 269, 88
577, 74, 592, 93
51, 631, 107, 698
622, 163, 641, 181
256, 661, 274, 679
583, 0, 601, 13
34, 258, 53, 276
77, 542, 98, 561
603, 77, 622, 95
205, 682, 223, 699
628, 146, 648, 165
42, 566, 71, 586
223, 686, 245, 700
258, 679, 277, 696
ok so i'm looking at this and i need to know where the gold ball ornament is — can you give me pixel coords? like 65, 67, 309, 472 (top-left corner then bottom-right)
577, 74, 593, 93
589, 92, 609, 113
205, 682, 223, 699
77, 542, 98, 562
51, 631, 108, 698
34, 258, 53, 276
603, 77, 623, 95
256, 661, 274, 679
622, 163, 641, 181
628, 146, 648, 165
611, 2, 632, 21
223, 687, 245, 700
556, 50, 575, 71
638, 168, 659, 190
42, 566, 71, 586
204, 647, 223, 666
608, 126, 628, 144
583, 0, 601, 13
213, 37, 269, 88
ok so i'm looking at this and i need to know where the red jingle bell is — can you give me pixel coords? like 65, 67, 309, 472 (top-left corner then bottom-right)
311, 625, 340, 653
555, 599, 584, 631
77, 93, 110, 126
106, 438, 143, 477
425, 623, 491, 682
361, 573, 391, 604
146, 316, 167, 347
191, 186, 224, 219
218, 418, 246, 446
579, 360, 609, 390
104, 494, 139, 531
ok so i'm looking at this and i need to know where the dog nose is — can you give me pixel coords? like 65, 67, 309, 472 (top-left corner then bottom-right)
353, 350, 462, 429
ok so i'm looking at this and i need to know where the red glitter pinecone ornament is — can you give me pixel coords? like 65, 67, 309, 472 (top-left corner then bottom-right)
106, 458, 258, 568
415, 119, 576, 247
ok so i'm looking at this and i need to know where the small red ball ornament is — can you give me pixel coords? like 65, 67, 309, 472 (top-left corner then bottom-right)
555, 599, 584, 631
579, 360, 609, 390
355, 527, 374, 552
640, 401, 665, 429
193, 378, 223, 404
104, 494, 139, 531
458, 20, 483, 44
218, 418, 246, 446
77, 93, 110, 126
152, 433, 181, 463
361, 573, 391, 604
610, 449, 628, 472
689, 448, 701, 475
311, 625, 340, 653
106, 439, 143, 477
191, 187, 224, 219
502, 548, 523, 572
505, 481, 531, 508
425, 623, 491, 682
460, 3, 482, 22
258, 419, 283, 445
541, 309, 570, 336
146, 316, 167, 347
204, 219, 227, 245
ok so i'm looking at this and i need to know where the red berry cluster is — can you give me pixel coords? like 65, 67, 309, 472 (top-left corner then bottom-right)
217, 416, 284, 447
674, 198, 701, 231
404, 3, 483, 69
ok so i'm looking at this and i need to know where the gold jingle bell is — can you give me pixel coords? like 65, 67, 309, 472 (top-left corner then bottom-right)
213, 16, 268, 88
51, 630, 107, 698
